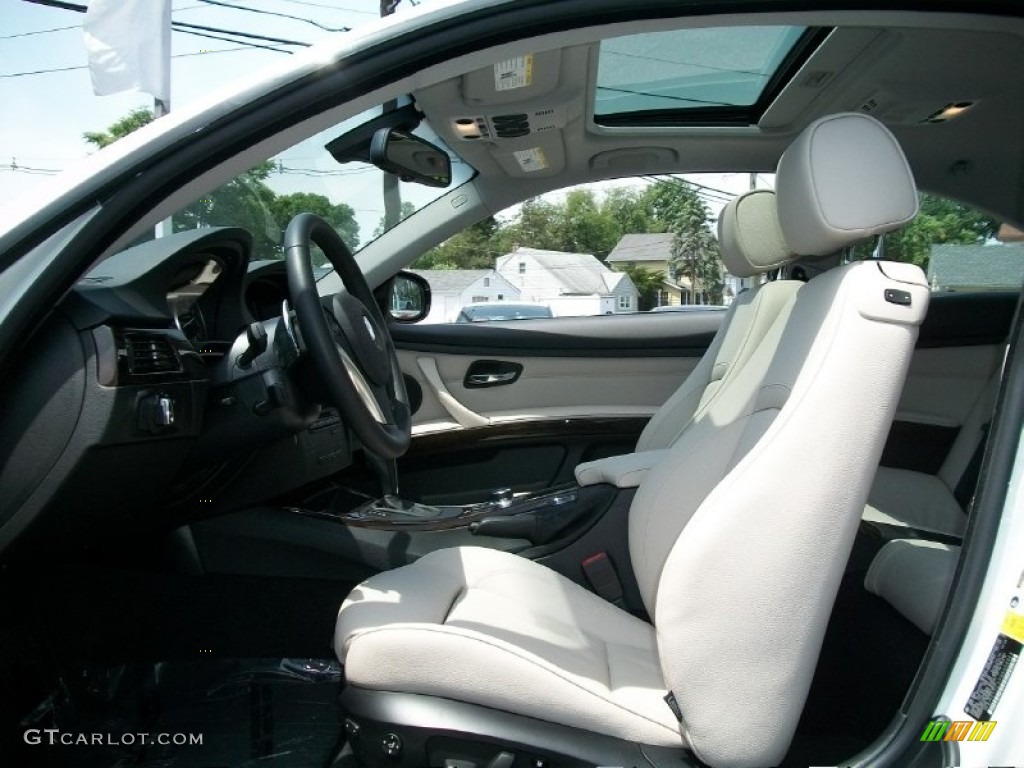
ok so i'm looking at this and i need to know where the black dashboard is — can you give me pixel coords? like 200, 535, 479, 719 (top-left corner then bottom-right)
0, 227, 351, 553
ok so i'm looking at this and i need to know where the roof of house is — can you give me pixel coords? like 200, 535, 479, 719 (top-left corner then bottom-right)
606, 233, 674, 263
497, 247, 637, 296
409, 269, 495, 293
927, 243, 1024, 289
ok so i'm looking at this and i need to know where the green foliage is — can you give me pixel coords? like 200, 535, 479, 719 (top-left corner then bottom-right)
88, 112, 360, 262
414, 216, 504, 269
83, 107, 154, 149
851, 193, 999, 270
644, 180, 723, 304
271, 192, 359, 248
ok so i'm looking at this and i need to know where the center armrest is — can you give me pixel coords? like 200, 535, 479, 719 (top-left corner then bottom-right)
574, 449, 668, 489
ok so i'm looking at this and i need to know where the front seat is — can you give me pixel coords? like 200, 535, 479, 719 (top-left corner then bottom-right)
334, 113, 927, 768
575, 188, 801, 488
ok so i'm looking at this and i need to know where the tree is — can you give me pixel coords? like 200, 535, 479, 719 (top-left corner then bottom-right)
271, 192, 359, 250
601, 186, 654, 238
851, 193, 1000, 270
644, 180, 723, 304
83, 107, 154, 149
85, 110, 362, 262
414, 216, 503, 269
174, 161, 282, 260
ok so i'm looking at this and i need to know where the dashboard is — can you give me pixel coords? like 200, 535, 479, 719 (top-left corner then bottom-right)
0, 227, 350, 552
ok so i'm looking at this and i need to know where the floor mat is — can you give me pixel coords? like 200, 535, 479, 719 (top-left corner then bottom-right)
19, 658, 344, 768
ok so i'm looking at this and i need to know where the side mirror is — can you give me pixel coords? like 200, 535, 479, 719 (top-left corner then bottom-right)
386, 270, 432, 323
369, 128, 452, 188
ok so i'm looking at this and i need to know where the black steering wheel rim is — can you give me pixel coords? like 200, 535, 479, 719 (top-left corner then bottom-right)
284, 212, 411, 459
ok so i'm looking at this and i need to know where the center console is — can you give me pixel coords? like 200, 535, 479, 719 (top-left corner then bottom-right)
327, 485, 608, 547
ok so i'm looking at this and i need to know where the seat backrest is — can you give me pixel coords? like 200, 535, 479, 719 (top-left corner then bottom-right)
636, 190, 800, 452
630, 112, 926, 767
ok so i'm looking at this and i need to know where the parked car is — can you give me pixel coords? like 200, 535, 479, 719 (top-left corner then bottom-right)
455, 301, 554, 322
2, 2, 1023, 768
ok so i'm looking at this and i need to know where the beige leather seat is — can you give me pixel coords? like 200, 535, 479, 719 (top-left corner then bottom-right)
865, 538, 960, 635
334, 113, 927, 767
864, 369, 999, 534
575, 189, 802, 487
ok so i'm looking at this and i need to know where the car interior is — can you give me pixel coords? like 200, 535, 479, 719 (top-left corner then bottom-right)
1, 4, 1022, 768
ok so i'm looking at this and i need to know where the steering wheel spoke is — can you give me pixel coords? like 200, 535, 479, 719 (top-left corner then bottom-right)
284, 213, 411, 459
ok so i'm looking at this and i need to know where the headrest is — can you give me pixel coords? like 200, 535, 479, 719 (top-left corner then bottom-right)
776, 112, 918, 256
717, 189, 796, 278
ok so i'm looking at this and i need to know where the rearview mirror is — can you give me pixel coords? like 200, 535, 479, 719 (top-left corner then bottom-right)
369, 128, 452, 188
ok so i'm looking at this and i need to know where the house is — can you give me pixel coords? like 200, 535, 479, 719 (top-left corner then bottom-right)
927, 243, 1024, 292
495, 247, 639, 316
606, 232, 752, 306
606, 233, 687, 306
606, 232, 751, 306
410, 269, 520, 323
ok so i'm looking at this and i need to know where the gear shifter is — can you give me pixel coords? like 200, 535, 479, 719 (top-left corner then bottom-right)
377, 494, 443, 519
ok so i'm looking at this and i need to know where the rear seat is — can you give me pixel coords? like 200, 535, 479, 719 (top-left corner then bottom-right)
864, 538, 960, 635
863, 366, 1000, 535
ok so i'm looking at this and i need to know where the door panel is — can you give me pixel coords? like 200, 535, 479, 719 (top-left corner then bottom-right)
389, 312, 723, 501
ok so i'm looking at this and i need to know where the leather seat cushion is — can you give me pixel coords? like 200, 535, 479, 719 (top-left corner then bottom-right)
335, 546, 680, 745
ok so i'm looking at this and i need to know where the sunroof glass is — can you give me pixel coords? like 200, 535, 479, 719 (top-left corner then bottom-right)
595, 26, 808, 117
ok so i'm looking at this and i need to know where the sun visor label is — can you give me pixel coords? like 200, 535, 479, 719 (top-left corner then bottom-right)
513, 148, 548, 173
494, 55, 533, 91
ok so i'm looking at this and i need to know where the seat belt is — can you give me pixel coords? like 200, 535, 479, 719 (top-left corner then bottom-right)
954, 422, 991, 510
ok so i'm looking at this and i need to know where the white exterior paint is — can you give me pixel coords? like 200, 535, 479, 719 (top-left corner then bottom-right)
495, 247, 639, 315
413, 269, 520, 324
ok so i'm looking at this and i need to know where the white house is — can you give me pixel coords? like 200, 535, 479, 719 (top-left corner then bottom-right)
411, 269, 520, 323
494, 247, 639, 316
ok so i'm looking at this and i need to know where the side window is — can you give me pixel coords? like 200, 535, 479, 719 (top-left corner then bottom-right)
408, 178, 730, 323
859, 193, 1015, 293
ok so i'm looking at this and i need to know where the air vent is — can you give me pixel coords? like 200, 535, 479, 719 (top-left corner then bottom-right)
492, 113, 530, 138
124, 335, 181, 376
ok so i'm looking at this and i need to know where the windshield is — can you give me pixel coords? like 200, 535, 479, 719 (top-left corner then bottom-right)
164, 105, 474, 265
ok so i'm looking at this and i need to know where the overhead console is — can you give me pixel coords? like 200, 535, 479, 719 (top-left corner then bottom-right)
417, 46, 590, 178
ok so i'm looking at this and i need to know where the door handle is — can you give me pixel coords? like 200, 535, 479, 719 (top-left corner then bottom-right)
467, 372, 518, 386
464, 360, 523, 389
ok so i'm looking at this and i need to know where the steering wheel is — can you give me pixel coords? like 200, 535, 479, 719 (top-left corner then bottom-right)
283, 213, 411, 459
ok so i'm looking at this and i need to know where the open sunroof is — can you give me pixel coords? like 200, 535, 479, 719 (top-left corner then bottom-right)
594, 25, 827, 126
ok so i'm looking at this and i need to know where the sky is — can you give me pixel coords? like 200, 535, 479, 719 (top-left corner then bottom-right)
1, 0, 763, 239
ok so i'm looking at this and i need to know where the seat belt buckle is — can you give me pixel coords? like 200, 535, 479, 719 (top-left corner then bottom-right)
581, 551, 625, 607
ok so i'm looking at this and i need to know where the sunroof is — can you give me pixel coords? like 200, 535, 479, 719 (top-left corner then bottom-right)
595, 26, 811, 124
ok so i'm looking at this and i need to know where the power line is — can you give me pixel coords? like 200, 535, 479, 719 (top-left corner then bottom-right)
196, 0, 350, 32
0, 24, 77, 39
20, 0, 312, 46
0, 44, 287, 79
274, 0, 377, 15
174, 27, 294, 53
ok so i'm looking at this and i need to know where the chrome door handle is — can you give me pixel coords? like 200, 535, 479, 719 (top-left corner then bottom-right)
467, 372, 518, 385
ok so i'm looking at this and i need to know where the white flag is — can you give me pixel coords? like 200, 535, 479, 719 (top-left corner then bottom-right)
83, 0, 171, 101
